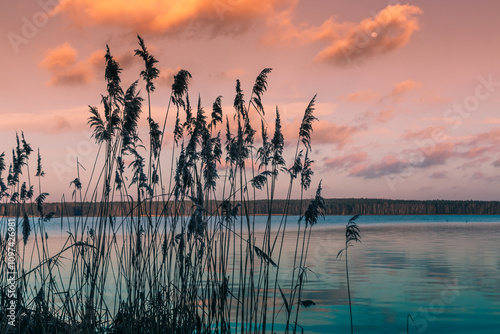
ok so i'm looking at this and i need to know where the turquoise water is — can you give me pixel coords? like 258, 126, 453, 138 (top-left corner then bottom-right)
290, 216, 500, 333
19, 215, 500, 333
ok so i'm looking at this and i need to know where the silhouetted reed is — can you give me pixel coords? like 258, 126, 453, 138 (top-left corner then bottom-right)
0, 36, 327, 334
337, 215, 362, 334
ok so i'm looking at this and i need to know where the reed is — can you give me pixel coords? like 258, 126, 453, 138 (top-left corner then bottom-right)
337, 215, 362, 334
0, 36, 327, 334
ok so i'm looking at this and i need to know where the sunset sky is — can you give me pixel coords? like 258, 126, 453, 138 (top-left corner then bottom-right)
2, 0, 500, 201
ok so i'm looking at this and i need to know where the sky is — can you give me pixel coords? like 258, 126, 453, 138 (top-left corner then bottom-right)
1, 0, 500, 201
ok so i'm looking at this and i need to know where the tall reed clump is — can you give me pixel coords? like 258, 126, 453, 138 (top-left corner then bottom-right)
0, 36, 325, 334
337, 215, 362, 334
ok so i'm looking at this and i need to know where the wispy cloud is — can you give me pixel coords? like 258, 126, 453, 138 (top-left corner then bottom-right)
308, 121, 357, 149
0, 108, 88, 133
280, 119, 356, 149
403, 126, 446, 141
391, 80, 423, 98
349, 155, 405, 179
315, 5, 422, 67
419, 93, 452, 105
210, 68, 249, 80
339, 89, 379, 103
349, 143, 456, 179
324, 151, 367, 170
471, 171, 485, 180
261, 8, 347, 45
376, 109, 394, 123
429, 171, 447, 179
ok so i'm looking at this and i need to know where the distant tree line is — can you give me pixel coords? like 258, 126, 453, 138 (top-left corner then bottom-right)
2, 198, 500, 217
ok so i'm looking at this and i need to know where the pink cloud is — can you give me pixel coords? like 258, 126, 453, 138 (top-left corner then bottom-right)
467, 128, 500, 145
350, 155, 406, 179
413, 143, 455, 168
457, 157, 490, 170
403, 126, 447, 141
471, 171, 485, 180
280, 118, 357, 149
309, 121, 357, 149
356, 108, 395, 126
324, 151, 368, 170
429, 171, 447, 179
462, 146, 494, 159
349, 143, 456, 179
376, 109, 394, 123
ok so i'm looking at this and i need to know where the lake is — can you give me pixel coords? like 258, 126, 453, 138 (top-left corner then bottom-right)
29, 215, 500, 333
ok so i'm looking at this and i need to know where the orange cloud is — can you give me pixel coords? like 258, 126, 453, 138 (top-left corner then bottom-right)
262, 8, 348, 45
315, 4, 422, 66
222, 68, 248, 78
339, 89, 378, 103
39, 42, 77, 70
40, 43, 104, 86
392, 80, 423, 97
54, 0, 291, 35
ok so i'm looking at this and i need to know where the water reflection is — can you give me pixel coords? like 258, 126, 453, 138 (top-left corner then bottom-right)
31, 216, 500, 333
294, 221, 500, 334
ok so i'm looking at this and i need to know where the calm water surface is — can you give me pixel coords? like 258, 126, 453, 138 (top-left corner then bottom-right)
39, 215, 500, 333
284, 216, 500, 334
